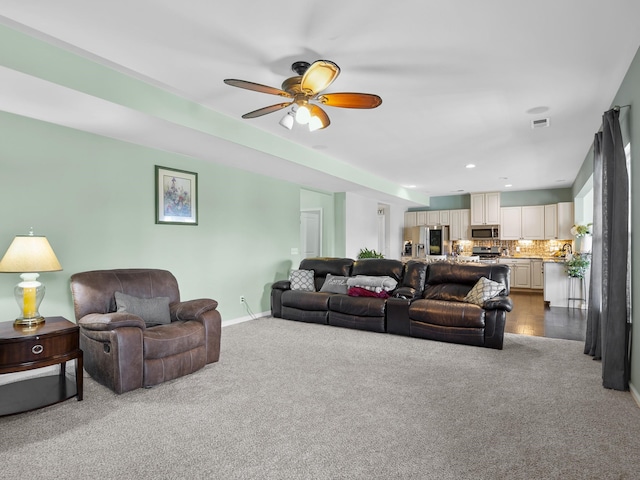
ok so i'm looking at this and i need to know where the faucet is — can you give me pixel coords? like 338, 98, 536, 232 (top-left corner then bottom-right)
562, 243, 572, 256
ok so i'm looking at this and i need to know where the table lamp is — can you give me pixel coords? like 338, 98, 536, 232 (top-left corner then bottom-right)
0, 229, 62, 326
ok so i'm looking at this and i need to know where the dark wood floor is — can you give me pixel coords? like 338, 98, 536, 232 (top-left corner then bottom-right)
505, 290, 587, 341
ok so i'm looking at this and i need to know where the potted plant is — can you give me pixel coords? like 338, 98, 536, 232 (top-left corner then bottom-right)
565, 253, 590, 279
357, 248, 384, 259
571, 223, 593, 253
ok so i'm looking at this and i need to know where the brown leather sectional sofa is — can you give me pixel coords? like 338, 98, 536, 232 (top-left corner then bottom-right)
271, 257, 513, 349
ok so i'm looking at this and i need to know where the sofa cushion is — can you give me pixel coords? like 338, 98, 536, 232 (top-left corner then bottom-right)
144, 321, 206, 359
289, 269, 315, 291
115, 291, 171, 326
282, 290, 333, 310
351, 258, 403, 282
329, 295, 387, 317
464, 277, 505, 306
320, 274, 349, 294
299, 257, 354, 291
409, 299, 486, 328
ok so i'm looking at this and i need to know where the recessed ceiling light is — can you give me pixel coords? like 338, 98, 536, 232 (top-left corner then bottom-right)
465, 164, 476, 169
505, 184, 513, 188
403, 185, 417, 189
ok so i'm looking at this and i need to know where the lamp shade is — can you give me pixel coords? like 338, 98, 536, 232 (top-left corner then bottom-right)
0, 235, 62, 273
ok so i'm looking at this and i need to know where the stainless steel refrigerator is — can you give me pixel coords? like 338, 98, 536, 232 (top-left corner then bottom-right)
404, 226, 451, 258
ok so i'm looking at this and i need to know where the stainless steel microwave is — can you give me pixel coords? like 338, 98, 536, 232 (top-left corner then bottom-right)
471, 226, 499, 240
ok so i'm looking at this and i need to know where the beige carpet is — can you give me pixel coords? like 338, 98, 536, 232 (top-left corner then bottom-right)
1, 317, 639, 479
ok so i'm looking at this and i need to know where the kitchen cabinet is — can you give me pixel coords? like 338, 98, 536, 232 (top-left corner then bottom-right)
416, 211, 428, 225
544, 204, 558, 239
544, 202, 574, 240
531, 259, 543, 289
500, 258, 531, 289
500, 207, 522, 240
439, 210, 451, 226
471, 192, 500, 225
426, 211, 440, 225
521, 206, 545, 239
404, 211, 417, 228
557, 202, 574, 239
450, 209, 470, 240
500, 206, 544, 240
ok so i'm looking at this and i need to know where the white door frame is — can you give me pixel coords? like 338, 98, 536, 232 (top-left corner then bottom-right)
301, 208, 323, 258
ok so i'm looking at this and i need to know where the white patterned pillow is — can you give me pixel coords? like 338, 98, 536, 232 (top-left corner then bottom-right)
289, 269, 316, 291
464, 277, 505, 306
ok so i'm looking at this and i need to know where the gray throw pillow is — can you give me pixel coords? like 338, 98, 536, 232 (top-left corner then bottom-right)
319, 274, 349, 294
289, 269, 315, 291
463, 277, 505, 306
115, 291, 171, 326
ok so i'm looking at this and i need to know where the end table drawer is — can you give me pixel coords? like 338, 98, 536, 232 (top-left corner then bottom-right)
0, 330, 79, 366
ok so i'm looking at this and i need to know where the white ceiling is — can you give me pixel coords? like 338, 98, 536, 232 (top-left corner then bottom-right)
1, 0, 640, 205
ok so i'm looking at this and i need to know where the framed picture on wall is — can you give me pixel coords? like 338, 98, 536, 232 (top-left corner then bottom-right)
155, 165, 198, 225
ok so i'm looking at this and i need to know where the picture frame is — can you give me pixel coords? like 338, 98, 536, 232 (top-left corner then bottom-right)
155, 165, 198, 225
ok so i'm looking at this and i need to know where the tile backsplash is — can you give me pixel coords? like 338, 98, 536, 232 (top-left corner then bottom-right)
454, 239, 574, 257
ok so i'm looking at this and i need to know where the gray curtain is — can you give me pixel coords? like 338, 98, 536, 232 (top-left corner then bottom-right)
584, 108, 631, 391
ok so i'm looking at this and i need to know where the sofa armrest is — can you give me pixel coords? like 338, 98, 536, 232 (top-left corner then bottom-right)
483, 295, 514, 312
386, 298, 412, 336
272, 280, 291, 291
171, 298, 219, 322
393, 286, 417, 300
78, 312, 145, 331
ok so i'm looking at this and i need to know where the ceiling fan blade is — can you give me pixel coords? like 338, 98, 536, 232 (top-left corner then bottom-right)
300, 60, 340, 95
308, 105, 330, 131
318, 92, 382, 109
241, 102, 292, 119
224, 79, 292, 98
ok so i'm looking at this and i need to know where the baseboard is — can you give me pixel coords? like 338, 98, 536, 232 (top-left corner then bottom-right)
222, 311, 270, 328
630, 382, 640, 409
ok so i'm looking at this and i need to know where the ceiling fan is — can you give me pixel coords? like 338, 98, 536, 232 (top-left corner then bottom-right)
223, 60, 382, 131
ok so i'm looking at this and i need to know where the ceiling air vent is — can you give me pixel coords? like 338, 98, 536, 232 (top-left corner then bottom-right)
531, 118, 550, 129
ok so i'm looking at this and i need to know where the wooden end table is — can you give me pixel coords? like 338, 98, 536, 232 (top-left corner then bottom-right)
0, 316, 83, 417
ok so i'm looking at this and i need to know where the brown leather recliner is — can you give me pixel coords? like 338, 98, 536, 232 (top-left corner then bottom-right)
70, 269, 221, 394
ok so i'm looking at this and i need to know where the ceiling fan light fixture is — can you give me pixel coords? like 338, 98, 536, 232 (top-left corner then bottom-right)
279, 111, 294, 130
295, 104, 311, 124
308, 105, 330, 131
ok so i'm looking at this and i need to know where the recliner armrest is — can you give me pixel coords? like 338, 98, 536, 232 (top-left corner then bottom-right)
272, 280, 291, 291
483, 295, 514, 312
171, 298, 219, 321
78, 312, 145, 331
393, 286, 417, 300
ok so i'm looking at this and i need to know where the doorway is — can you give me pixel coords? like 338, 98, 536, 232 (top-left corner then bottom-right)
301, 209, 322, 258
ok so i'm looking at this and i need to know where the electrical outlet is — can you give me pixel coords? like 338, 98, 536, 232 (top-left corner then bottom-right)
240, 295, 245, 304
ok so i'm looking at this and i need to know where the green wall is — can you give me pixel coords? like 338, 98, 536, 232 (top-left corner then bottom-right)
0, 111, 300, 322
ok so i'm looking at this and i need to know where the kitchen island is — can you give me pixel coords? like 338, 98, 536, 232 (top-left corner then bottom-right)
543, 260, 589, 308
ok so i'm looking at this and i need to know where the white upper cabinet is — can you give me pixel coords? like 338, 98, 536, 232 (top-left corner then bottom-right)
450, 209, 470, 240
557, 202, 574, 239
426, 211, 440, 225
416, 211, 428, 226
439, 210, 451, 226
500, 207, 522, 239
521, 205, 545, 240
544, 202, 574, 240
404, 211, 417, 228
471, 192, 500, 225
544, 204, 558, 239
